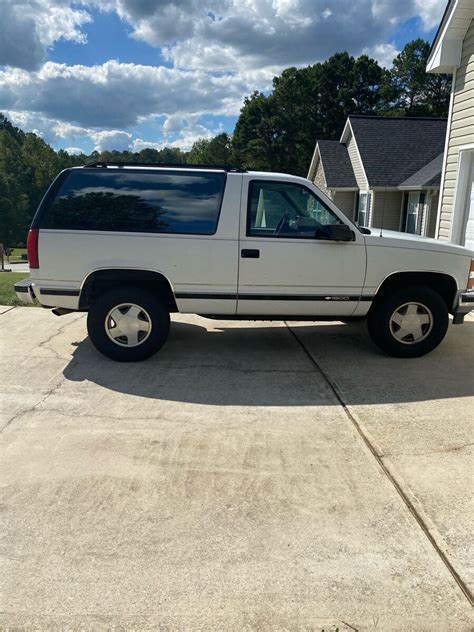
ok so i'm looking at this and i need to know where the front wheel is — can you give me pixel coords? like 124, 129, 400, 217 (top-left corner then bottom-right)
367, 287, 449, 358
87, 287, 170, 361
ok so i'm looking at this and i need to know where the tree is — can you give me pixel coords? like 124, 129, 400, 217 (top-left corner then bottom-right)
0, 130, 29, 246
233, 40, 449, 175
384, 39, 450, 116
187, 133, 233, 165
232, 91, 283, 172
233, 52, 387, 175
155, 147, 186, 164
20, 133, 61, 214
351, 55, 389, 113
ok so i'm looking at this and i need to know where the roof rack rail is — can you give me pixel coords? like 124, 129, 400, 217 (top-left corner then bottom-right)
83, 161, 246, 172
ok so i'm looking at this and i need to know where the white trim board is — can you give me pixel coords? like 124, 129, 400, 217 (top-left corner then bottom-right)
450, 144, 474, 245
307, 142, 321, 181
436, 69, 457, 239
340, 119, 369, 190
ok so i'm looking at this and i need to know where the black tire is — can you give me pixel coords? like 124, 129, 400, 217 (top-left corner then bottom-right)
87, 286, 170, 361
367, 286, 449, 358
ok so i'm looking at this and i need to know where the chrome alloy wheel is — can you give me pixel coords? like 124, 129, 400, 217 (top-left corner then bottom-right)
389, 302, 433, 345
105, 303, 152, 347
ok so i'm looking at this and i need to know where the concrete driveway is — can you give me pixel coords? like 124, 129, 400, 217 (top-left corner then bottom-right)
5, 262, 29, 273
1, 307, 473, 630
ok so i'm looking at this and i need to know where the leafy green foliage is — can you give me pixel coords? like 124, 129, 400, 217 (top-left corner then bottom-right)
0, 272, 33, 306
187, 133, 233, 165
233, 41, 449, 175
0, 39, 450, 245
383, 39, 451, 117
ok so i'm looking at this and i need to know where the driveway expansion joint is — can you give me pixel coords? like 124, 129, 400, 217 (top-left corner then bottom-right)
0, 306, 17, 315
285, 321, 474, 607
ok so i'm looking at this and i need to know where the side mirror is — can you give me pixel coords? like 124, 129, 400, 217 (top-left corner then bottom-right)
321, 224, 355, 242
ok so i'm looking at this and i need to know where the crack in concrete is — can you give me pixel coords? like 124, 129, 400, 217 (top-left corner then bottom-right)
433, 441, 474, 454
5, 406, 180, 424
341, 621, 359, 631
36, 314, 85, 359
1, 375, 66, 433
2, 316, 87, 432
92, 363, 315, 373
385, 442, 474, 458
285, 322, 474, 608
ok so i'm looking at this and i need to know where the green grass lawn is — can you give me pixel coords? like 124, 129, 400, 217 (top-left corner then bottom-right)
7, 247, 28, 263
0, 272, 33, 306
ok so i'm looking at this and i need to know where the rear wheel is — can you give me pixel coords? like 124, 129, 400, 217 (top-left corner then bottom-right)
367, 287, 449, 358
87, 287, 170, 361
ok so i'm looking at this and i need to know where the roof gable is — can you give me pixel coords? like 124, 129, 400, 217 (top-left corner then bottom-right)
348, 116, 447, 187
317, 140, 357, 188
427, 0, 474, 73
399, 153, 444, 188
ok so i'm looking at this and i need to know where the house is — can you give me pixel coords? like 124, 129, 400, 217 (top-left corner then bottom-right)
307, 115, 447, 237
426, 0, 474, 251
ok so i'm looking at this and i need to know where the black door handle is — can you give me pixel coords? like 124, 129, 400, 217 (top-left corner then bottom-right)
241, 249, 260, 258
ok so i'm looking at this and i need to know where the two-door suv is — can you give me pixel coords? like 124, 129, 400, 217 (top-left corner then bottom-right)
15, 162, 474, 361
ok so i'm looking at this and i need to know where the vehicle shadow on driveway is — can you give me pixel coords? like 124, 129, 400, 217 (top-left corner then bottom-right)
63, 318, 474, 407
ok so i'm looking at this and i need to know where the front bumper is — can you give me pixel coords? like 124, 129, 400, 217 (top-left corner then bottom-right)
14, 278, 36, 304
452, 290, 474, 324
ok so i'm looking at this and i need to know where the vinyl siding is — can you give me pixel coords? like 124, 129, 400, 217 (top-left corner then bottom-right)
439, 19, 474, 240
370, 190, 403, 230
346, 132, 368, 189
333, 190, 356, 219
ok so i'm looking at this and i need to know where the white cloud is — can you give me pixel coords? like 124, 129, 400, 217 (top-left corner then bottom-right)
162, 114, 195, 135
133, 118, 217, 152
35, 2, 92, 46
0, 0, 447, 152
414, 0, 447, 30
110, 0, 204, 46
364, 43, 400, 69
64, 146, 85, 155
108, 0, 446, 72
90, 129, 132, 151
0, 60, 276, 130
52, 121, 92, 139
3, 107, 217, 153
0, 1, 447, 76
0, 1, 92, 70
167, 123, 216, 151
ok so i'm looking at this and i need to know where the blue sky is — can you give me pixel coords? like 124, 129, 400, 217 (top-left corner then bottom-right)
0, 1, 444, 155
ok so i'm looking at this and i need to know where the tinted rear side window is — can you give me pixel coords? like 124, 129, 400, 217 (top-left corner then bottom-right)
39, 169, 226, 234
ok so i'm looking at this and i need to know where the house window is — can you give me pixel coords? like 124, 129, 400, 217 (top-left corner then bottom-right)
404, 192, 425, 234
357, 192, 370, 227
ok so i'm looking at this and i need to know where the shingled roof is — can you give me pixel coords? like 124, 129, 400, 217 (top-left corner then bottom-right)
399, 153, 444, 188
317, 140, 357, 188
347, 115, 447, 187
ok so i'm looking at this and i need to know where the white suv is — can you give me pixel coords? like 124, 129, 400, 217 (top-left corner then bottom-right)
15, 162, 474, 361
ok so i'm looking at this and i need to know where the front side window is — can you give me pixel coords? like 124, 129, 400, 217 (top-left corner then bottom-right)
247, 180, 343, 239
39, 169, 226, 235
